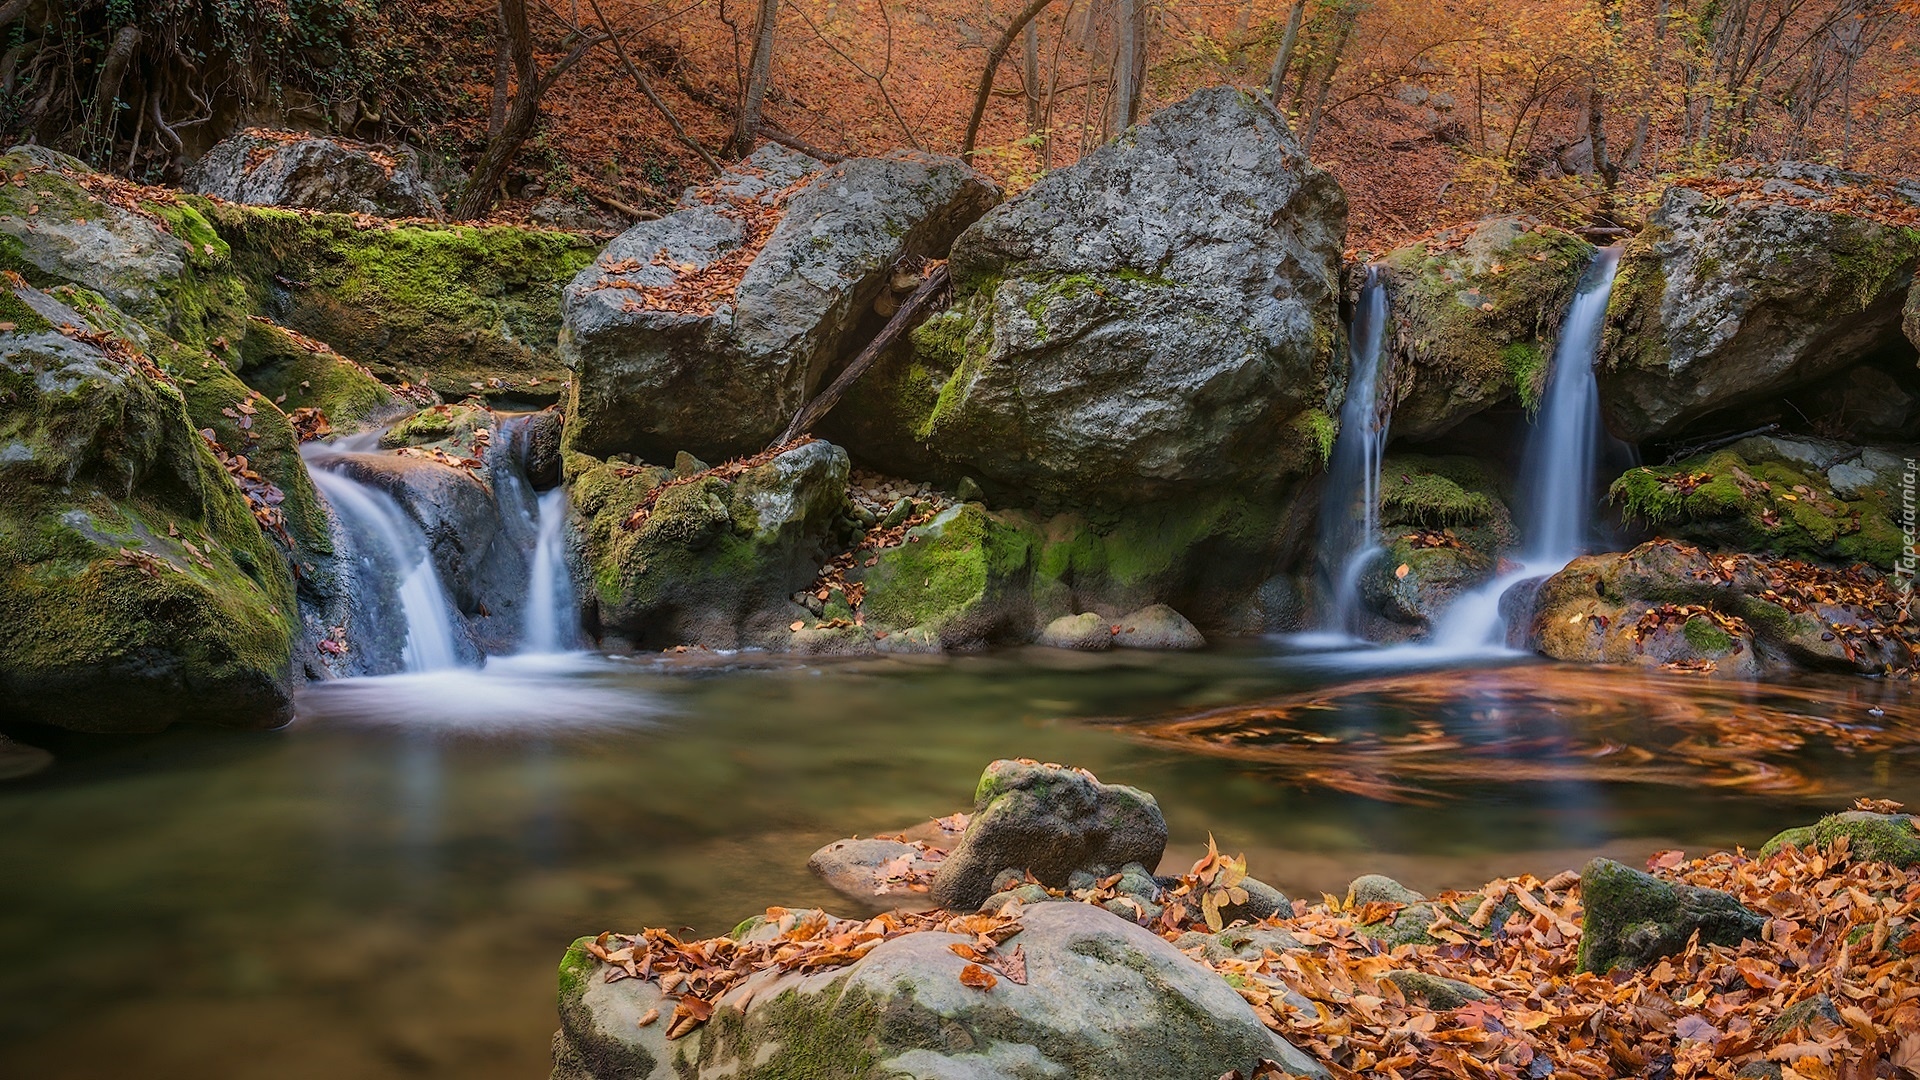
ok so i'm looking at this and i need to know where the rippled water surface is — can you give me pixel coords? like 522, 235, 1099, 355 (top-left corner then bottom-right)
4, 644, 1918, 1079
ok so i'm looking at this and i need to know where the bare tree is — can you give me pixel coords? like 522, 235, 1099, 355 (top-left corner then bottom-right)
455, 0, 607, 220
1267, 0, 1308, 105
733, 0, 780, 156
1110, 0, 1148, 132
962, 0, 1059, 160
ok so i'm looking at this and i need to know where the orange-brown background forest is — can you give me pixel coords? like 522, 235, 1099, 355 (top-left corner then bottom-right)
8, 0, 1919, 247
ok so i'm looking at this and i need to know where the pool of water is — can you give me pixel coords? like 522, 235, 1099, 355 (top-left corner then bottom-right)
3, 643, 1917, 1079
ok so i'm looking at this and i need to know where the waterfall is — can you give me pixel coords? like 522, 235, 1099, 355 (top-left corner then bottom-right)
1316, 267, 1393, 635
308, 463, 464, 672
521, 487, 577, 653
1426, 245, 1623, 651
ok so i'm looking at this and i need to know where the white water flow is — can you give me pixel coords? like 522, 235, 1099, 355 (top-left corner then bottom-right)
1316, 267, 1392, 636
522, 488, 577, 653
308, 465, 462, 671
1426, 245, 1623, 651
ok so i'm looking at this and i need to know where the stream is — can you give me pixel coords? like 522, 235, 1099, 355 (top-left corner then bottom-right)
3, 643, 1918, 1079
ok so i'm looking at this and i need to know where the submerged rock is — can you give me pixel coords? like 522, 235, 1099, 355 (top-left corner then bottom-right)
931, 759, 1168, 911
1376, 217, 1596, 439
573, 439, 850, 649
1760, 810, 1920, 868
871, 86, 1346, 503
188, 130, 445, 219
806, 837, 942, 909
1600, 164, 1920, 442
552, 901, 1324, 1080
0, 733, 53, 781
0, 283, 297, 730
1576, 857, 1764, 973
562, 147, 998, 461
1038, 612, 1113, 650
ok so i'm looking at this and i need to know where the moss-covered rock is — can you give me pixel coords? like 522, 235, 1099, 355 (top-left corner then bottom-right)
1576, 857, 1764, 973
1385, 970, 1491, 1009
198, 198, 597, 402
553, 901, 1325, 1080
1377, 217, 1596, 438
1760, 811, 1920, 868
857, 502, 1038, 648
0, 284, 296, 730
237, 318, 409, 434
576, 440, 850, 649
1600, 164, 1920, 441
1608, 442, 1902, 569
1358, 455, 1515, 632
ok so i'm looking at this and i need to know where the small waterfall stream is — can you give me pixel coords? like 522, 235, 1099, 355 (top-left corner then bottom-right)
521, 488, 576, 654
1426, 245, 1624, 650
307, 462, 464, 672
1316, 267, 1392, 636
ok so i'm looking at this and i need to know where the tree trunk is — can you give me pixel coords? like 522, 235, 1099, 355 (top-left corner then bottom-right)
775, 265, 950, 446
84, 24, 140, 165
1301, 11, 1353, 151
961, 0, 1057, 160
455, 0, 605, 220
733, 0, 780, 156
1267, 0, 1308, 105
1024, 19, 1042, 132
1110, 0, 1145, 133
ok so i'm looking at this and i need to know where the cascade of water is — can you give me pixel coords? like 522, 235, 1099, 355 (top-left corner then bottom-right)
1425, 245, 1624, 651
521, 487, 577, 653
1316, 267, 1393, 635
308, 463, 463, 672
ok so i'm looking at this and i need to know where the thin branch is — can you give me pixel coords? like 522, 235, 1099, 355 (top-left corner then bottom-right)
585, 0, 723, 173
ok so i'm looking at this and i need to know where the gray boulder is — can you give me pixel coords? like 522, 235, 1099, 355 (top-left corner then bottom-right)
562, 147, 999, 461
1038, 612, 1112, 650
1601, 163, 1920, 441
1576, 857, 1764, 973
1113, 604, 1206, 650
807, 837, 942, 908
892, 86, 1347, 503
931, 759, 1167, 911
552, 901, 1325, 1080
188, 130, 444, 218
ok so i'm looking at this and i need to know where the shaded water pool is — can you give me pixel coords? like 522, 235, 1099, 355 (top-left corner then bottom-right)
3, 644, 1917, 1079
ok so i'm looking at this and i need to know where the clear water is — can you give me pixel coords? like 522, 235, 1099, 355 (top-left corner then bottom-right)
3, 644, 1917, 1079
1316, 268, 1392, 635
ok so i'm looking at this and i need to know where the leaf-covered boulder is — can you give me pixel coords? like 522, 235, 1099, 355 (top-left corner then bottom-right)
1576, 857, 1764, 973
1375, 217, 1596, 439
1760, 810, 1920, 868
0, 283, 297, 730
551, 901, 1324, 1080
930, 760, 1167, 911
561, 147, 999, 462
572, 438, 851, 648
866, 86, 1346, 504
187, 130, 445, 219
1600, 164, 1920, 442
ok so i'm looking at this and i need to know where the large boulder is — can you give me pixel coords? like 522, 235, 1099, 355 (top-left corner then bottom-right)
573, 439, 851, 648
187, 130, 445, 219
870, 86, 1346, 503
1524, 539, 1907, 677
930, 760, 1167, 911
562, 147, 1000, 461
1576, 857, 1764, 973
551, 901, 1323, 1080
0, 283, 297, 730
1375, 217, 1596, 439
1600, 164, 1920, 442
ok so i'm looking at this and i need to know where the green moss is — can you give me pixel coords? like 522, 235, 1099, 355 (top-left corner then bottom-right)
1576, 858, 1763, 973
861, 503, 1033, 633
238, 320, 405, 433
1681, 615, 1734, 653
1600, 230, 1673, 375
1380, 455, 1504, 530
1760, 811, 1920, 867
1501, 341, 1546, 412
1828, 221, 1920, 311
695, 977, 882, 1080
1296, 408, 1337, 465
0, 289, 53, 333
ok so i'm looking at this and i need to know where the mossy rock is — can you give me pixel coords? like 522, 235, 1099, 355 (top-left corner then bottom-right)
1378, 217, 1597, 439
236, 319, 408, 434
378, 403, 493, 450
1759, 811, 1920, 867
1609, 447, 1902, 569
1385, 971, 1491, 1009
196, 198, 596, 401
859, 502, 1038, 648
1576, 857, 1764, 973
1358, 455, 1514, 630
0, 284, 296, 731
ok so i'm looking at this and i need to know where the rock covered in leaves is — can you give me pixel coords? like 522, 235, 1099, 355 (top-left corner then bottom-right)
930, 759, 1168, 911
1575, 857, 1765, 973
1526, 538, 1914, 677
1599, 163, 1920, 442
187, 129, 445, 219
552, 901, 1325, 1080
877, 86, 1346, 504
561, 146, 999, 462
1374, 217, 1596, 439
571, 438, 850, 649
0, 282, 298, 730
806, 836, 944, 909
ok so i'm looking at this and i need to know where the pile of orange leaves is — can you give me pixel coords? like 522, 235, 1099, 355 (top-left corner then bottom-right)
585, 824, 1920, 1080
